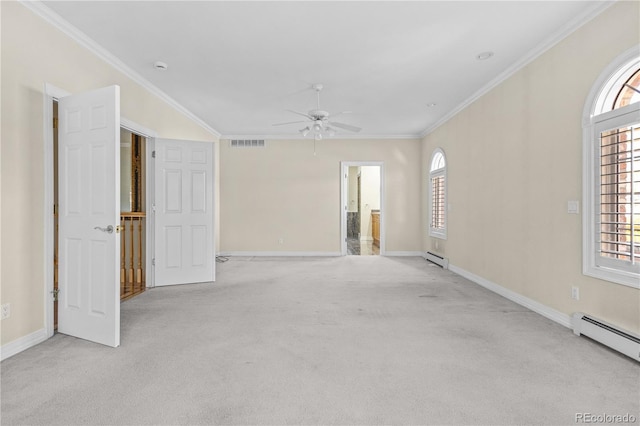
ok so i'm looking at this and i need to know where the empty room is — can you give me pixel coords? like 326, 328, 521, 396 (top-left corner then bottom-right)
1, 1, 639, 425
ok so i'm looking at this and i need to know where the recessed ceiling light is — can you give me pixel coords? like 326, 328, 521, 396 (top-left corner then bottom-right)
476, 52, 494, 61
426, 103, 437, 107
154, 61, 168, 71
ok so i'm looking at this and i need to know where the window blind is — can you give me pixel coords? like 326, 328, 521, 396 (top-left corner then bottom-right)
431, 175, 445, 230
598, 123, 640, 264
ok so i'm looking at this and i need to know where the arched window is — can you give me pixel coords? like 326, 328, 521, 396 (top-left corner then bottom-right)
429, 149, 447, 239
583, 47, 640, 288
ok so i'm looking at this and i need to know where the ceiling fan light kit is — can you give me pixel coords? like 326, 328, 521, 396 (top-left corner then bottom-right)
272, 83, 362, 141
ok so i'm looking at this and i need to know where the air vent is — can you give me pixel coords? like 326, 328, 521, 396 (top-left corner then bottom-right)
230, 139, 265, 148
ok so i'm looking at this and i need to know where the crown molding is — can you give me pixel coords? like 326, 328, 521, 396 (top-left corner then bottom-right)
222, 133, 421, 141
420, 0, 616, 139
20, 0, 221, 138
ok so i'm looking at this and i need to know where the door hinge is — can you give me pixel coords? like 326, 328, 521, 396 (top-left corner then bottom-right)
152, 203, 156, 212
152, 150, 156, 158
51, 288, 60, 302
152, 258, 155, 266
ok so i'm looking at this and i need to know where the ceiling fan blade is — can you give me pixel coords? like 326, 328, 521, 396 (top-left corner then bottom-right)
286, 109, 313, 120
329, 121, 361, 133
272, 120, 308, 127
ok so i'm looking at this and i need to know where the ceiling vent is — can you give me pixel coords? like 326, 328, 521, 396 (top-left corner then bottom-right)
230, 139, 265, 148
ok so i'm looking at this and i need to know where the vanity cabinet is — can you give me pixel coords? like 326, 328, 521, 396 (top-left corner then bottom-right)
371, 211, 380, 247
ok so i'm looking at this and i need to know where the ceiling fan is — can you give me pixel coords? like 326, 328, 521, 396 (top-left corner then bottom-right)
273, 83, 362, 140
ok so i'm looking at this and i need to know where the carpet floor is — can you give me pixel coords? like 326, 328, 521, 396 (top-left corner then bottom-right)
1, 256, 638, 425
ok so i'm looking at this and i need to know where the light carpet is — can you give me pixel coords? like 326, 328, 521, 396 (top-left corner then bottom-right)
1, 256, 638, 425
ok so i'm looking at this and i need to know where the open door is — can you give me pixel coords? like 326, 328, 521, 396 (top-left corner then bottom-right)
154, 139, 214, 286
341, 161, 384, 256
58, 86, 120, 347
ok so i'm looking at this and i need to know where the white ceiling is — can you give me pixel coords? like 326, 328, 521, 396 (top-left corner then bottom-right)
41, 1, 610, 139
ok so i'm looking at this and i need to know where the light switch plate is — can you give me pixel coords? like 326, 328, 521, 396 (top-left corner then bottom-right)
568, 200, 580, 214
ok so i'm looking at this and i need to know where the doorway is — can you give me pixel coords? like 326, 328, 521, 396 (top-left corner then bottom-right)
44, 84, 215, 346
341, 162, 384, 256
117, 128, 147, 301
51, 103, 149, 329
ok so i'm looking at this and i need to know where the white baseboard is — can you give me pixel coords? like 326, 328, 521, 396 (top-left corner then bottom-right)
385, 251, 425, 257
219, 251, 342, 257
1, 328, 49, 361
448, 264, 572, 329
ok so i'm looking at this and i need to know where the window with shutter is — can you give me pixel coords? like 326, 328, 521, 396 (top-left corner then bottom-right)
583, 51, 640, 288
429, 149, 447, 239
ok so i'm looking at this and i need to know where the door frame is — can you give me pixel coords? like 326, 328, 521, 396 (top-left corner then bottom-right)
340, 161, 385, 256
43, 83, 157, 338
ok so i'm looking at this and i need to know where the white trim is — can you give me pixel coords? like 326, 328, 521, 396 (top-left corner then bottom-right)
121, 118, 157, 139
0, 328, 48, 361
42, 83, 74, 338
422, 1, 615, 138
583, 46, 640, 122
218, 251, 341, 257
448, 264, 572, 329
21, 1, 220, 138
43, 84, 58, 339
146, 139, 156, 288
223, 134, 421, 141
340, 162, 385, 256
582, 47, 640, 289
44, 82, 71, 100
592, 102, 640, 126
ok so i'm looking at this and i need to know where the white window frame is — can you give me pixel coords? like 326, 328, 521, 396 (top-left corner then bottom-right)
582, 47, 640, 288
428, 148, 447, 239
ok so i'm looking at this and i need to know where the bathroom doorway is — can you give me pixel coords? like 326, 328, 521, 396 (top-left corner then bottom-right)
341, 162, 383, 255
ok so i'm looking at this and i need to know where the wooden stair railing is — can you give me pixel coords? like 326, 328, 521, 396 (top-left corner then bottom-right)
120, 212, 146, 301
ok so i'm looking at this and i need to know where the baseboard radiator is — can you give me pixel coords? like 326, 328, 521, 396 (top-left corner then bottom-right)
424, 252, 448, 269
572, 313, 640, 362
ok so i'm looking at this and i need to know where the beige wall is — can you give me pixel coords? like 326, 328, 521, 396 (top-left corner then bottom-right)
422, 1, 640, 333
0, 2, 218, 346
220, 138, 421, 253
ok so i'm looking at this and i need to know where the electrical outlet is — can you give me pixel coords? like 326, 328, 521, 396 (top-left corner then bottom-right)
571, 287, 580, 301
1, 303, 11, 320
278, 237, 284, 245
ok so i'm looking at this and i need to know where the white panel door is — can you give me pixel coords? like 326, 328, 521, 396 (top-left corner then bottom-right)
154, 139, 214, 286
58, 86, 120, 347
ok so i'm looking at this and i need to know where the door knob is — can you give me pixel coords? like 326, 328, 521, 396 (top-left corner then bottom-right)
94, 225, 114, 234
